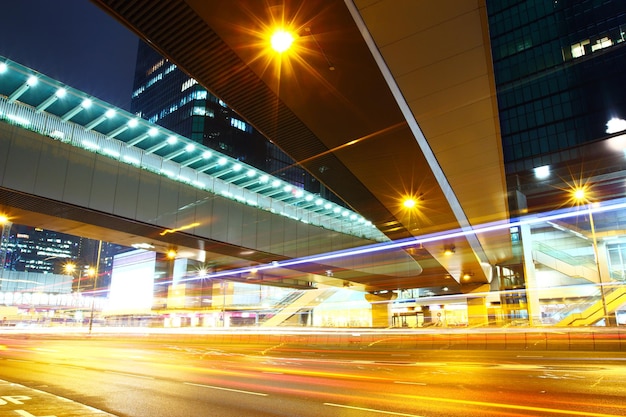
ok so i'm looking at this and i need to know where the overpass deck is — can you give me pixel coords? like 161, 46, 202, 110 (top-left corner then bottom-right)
0, 56, 385, 243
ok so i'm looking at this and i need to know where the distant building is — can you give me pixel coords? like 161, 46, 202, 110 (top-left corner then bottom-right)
4, 225, 77, 274
131, 41, 337, 202
486, 0, 626, 321
2, 224, 123, 294
487, 0, 626, 200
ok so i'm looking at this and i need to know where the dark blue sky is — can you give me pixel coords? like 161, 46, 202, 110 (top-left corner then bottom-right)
0, 0, 139, 110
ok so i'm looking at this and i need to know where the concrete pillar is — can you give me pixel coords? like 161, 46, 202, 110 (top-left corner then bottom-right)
596, 241, 611, 284
467, 296, 489, 327
365, 291, 397, 328
596, 240, 617, 326
213, 280, 233, 327
517, 191, 541, 326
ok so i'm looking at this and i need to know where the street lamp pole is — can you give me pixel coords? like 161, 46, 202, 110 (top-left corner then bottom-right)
222, 280, 226, 327
88, 240, 103, 334
586, 205, 611, 326
574, 188, 611, 326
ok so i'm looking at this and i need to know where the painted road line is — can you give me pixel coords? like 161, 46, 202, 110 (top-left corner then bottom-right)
183, 382, 268, 396
329, 392, 626, 417
104, 371, 154, 380
325, 402, 426, 417
0, 379, 116, 416
394, 381, 427, 386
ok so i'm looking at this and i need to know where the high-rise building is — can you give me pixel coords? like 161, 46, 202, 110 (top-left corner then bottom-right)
486, 0, 626, 323
487, 0, 626, 209
4, 225, 78, 274
131, 41, 334, 201
2, 224, 122, 294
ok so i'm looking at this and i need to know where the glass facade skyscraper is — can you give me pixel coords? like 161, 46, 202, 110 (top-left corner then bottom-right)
2, 225, 118, 294
488, 0, 626, 182
486, 0, 626, 325
131, 42, 334, 200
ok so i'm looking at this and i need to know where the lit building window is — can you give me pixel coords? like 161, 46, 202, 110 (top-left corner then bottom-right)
192, 106, 213, 117
591, 37, 613, 52
566, 24, 624, 61
230, 118, 250, 132
146, 59, 164, 76
181, 78, 198, 92
194, 90, 207, 100
570, 40, 589, 58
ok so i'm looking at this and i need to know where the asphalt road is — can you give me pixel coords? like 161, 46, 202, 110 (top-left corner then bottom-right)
0, 334, 625, 417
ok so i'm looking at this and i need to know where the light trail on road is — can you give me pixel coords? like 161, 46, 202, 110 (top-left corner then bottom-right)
0, 334, 625, 416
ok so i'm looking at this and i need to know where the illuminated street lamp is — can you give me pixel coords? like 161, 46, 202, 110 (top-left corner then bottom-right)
573, 187, 612, 326
64, 262, 80, 293
270, 29, 294, 53
403, 198, 417, 209
401, 195, 422, 235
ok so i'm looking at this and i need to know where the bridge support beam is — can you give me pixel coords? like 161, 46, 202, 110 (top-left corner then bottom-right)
365, 291, 397, 328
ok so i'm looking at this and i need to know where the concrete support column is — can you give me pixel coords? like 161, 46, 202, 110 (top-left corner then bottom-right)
467, 296, 489, 327
365, 291, 397, 328
519, 220, 541, 326
596, 241, 611, 284
595, 240, 617, 326
517, 191, 541, 326
213, 280, 233, 327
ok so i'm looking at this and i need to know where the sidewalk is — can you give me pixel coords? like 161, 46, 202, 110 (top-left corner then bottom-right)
0, 380, 116, 417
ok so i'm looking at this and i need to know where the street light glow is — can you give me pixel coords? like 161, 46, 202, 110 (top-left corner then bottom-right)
64, 263, 76, 274
573, 187, 587, 202
606, 117, 626, 134
270, 29, 294, 53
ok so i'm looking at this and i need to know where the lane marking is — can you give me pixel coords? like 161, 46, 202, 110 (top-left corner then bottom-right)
183, 382, 268, 397
104, 371, 154, 380
394, 381, 427, 386
342, 393, 625, 417
324, 403, 425, 417
14, 410, 56, 417
54, 364, 86, 370
591, 376, 605, 388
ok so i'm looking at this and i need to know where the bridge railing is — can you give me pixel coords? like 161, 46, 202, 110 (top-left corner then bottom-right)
0, 96, 385, 242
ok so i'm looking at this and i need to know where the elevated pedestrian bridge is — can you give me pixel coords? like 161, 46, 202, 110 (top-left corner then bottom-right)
0, 56, 423, 290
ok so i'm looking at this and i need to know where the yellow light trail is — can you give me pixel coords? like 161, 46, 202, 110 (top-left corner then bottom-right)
159, 222, 200, 236
325, 402, 425, 417
386, 392, 624, 417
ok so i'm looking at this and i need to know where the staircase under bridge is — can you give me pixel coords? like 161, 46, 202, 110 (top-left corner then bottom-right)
556, 285, 626, 326
261, 286, 337, 327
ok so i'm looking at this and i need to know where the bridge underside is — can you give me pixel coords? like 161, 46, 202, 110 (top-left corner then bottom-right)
93, 0, 514, 291
0, 120, 453, 292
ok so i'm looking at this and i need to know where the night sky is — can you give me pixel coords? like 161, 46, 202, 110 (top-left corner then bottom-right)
0, 0, 139, 110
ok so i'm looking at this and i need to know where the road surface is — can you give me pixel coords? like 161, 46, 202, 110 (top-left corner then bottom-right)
0, 333, 625, 416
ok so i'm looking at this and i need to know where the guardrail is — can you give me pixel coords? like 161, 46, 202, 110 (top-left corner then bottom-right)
2, 327, 624, 352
